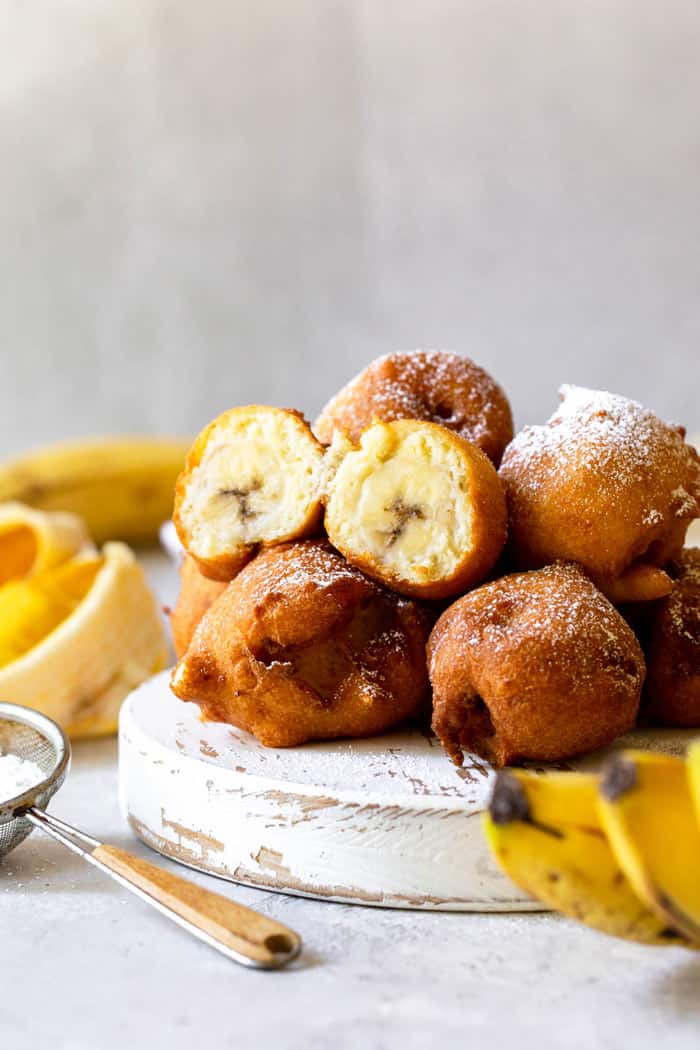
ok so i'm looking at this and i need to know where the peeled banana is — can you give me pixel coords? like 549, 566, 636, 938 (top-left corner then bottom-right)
598, 751, 700, 945
484, 769, 688, 946
0, 437, 190, 544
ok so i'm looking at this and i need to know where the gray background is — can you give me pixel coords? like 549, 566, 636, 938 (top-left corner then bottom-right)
1, 0, 698, 455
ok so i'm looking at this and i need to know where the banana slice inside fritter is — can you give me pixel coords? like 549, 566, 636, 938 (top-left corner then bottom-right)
174, 406, 325, 580
324, 420, 507, 599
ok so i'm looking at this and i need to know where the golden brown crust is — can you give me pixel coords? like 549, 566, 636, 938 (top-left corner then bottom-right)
499, 387, 700, 586
644, 548, 700, 726
324, 420, 508, 600
170, 540, 431, 747
183, 546, 255, 584
428, 563, 645, 767
170, 555, 228, 659
315, 350, 514, 466
591, 564, 674, 605
173, 405, 325, 581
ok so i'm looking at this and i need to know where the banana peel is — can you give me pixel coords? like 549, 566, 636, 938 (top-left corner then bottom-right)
484, 769, 690, 946
0, 502, 91, 585
0, 557, 102, 669
0, 437, 190, 544
598, 751, 700, 945
0, 542, 167, 737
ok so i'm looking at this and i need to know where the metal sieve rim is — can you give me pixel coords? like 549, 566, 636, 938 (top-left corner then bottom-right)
0, 702, 70, 818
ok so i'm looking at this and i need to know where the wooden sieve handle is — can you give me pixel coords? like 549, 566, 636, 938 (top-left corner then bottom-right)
93, 844, 302, 969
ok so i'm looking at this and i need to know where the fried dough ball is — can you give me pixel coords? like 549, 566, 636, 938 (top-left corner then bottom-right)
644, 548, 700, 726
170, 540, 430, 747
173, 406, 325, 581
428, 563, 645, 768
315, 350, 514, 466
170, 555, 227, 659
500, 386, 700, 599
324, 419, 508, 600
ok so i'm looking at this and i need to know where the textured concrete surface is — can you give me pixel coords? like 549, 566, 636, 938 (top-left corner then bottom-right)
2, 553, 699, 1050
1, 1, 699, 456
3, 739, 700, 1050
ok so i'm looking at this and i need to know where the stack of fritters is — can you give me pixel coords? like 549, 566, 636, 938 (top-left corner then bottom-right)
169, 351, 700, 767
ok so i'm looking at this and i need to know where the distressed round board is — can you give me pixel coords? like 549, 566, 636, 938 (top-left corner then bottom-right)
119, 670, 696, 911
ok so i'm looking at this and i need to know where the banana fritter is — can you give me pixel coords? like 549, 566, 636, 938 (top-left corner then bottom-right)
428, 563, 645, 768
315, 350, 514, 466
499, 386, 700, 603
324, 419, 507, 599
173, 406, 325, 580
170, 540, 430, 747
644, 548, 700, 726
170, 554, 227, 659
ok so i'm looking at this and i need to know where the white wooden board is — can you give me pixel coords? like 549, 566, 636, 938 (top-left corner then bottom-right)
118, 670, 696, 911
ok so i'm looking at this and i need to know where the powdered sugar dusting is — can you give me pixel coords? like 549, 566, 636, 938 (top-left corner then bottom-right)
510, 385, 698, 499
500, 385, 700, 574
486, 565, 626, 652
671, 486, 697, 518
434, 562, 643, 689
642, 509, 664, 526
240, 540, 373, 596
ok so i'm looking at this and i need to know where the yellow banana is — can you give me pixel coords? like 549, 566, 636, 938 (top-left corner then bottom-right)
688, 739, 700, 824
598, 751, 700, 945
0, 542, 167, 738
484, 769, 690, 946
0, 437, 190, 544
0, 502, 91, 585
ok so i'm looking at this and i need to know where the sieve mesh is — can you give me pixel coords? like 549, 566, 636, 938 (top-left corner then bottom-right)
0, 710, 68, 861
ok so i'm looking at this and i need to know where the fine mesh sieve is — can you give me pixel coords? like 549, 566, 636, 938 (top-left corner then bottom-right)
0, 702, 69, 860
0, 702, 301, 969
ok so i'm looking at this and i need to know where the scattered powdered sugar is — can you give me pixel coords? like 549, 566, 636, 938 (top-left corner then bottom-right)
677, 548, 700, 583
671, 486, 697, 518
501, 385, 700, 530
642, 509, 664, 526
511, 386, 690, 481
435, 563, 642, 689
0, 752, 45, 803
244, 540, 369, 594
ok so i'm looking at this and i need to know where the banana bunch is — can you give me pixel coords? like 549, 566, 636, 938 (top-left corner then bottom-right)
0, 437, 190, 544
0, 503, 167, 738
485, 749, 700, 948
